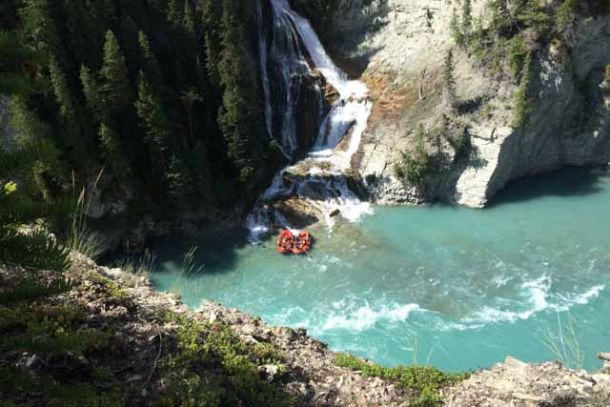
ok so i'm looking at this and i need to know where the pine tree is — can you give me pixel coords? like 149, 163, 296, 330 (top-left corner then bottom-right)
168, 0, 183, 25
18, 0, 63, 60
120, 13, 141, 77
48, 57, 76, 122
138, 31, 163, 90
135, 73, 170, 165
450, 11, 464, 47
100, 30, 132, 112
61, 0, 98, 67
217, 0, 261, 183
201, 0, 223, 92
80, 65, 104, 122
183, 0, 197, 37
442, 48, 457, 113
512, 52, 532, 128
461, 0, 472, 41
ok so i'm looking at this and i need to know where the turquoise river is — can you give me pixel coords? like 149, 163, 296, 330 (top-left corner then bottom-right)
151, 167, 610, 372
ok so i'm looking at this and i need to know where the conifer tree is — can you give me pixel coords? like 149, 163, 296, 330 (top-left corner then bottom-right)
138, 31, 163, 90
135, 73, 170, 166
80, 65, 104, 122
461, 0, 472, 41
512, 52, 532, 128
98, 120, 129, 176
100, 30, 132, 112
450, 11, 464, 47
48, 57, 76, 122
201, 0, 223, 92
168, 0, 183, 25
217, 0, 261, 183
18, 0, 63, 60
183, 1, 197, 37
120, 14, 141, 77
442, 48, 457, 112
61, 0, 98, 67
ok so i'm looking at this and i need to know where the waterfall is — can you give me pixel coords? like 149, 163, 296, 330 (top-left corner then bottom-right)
247, 0, 373, 240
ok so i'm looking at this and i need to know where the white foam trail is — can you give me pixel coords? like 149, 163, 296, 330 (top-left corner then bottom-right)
321, 302, 421, 332
441, 279, 605, 331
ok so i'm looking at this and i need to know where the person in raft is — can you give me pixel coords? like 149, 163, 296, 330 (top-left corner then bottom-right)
277, 229, 312, 255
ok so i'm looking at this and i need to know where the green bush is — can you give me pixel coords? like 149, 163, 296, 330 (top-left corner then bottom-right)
512, 53, 533, 129
159, 314, 290, 407
395, 125, 431, 187
335, 353, 467, 406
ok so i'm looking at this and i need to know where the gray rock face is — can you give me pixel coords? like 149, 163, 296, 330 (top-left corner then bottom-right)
444, 356, 610, 406
322, 0, 610, 207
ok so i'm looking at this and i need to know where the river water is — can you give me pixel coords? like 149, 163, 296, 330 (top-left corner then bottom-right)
151, 166, 610, 372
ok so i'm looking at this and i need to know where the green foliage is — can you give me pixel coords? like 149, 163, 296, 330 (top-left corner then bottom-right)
0, 299, 123, 406
137, 31, 163, 90
450, 11, 464, 46
135, 73, 170, 161
395, 124, 431, 187
0, 227, 70, 272
5, 0, 272, 224
217, 0, 264, 184
555, 0, 579, 31
66, 187, 105, 260
80, 64, 103, 119
335, 353, 467, 407
512, 53, 533, 129
100, 30, 132, 111
0, 367, 123, 407
507, 36, 529, 79
461, 0, 472, 40
112, 248, 156, 278
158, 314, 290, 406
0, 278, 72, 305
442, 48, 457, 111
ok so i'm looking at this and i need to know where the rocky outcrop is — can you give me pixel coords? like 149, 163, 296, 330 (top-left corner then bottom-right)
444, 356, 610, 406
83, 256, 414, 406
322, 0, 610, 207
89, 256, 610, 406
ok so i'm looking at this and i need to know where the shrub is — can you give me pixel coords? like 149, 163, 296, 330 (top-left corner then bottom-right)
512, 53, 533, 129
395, 125, 431, 187
335, 353, 467, 406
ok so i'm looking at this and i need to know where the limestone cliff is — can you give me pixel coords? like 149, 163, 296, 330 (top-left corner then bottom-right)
319, 0, 610, 207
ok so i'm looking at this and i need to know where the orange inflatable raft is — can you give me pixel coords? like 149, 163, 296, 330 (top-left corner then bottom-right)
277, 229, 312, 255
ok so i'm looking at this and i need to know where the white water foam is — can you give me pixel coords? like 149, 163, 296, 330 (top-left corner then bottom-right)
319, 301, 422, 333
247, 0, 373, 241
441, 277, 605, 331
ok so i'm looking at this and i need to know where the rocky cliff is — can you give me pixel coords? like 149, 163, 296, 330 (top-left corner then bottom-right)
318, 0, 610, 207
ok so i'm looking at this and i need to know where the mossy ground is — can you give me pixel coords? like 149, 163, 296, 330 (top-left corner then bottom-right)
0, 263, 291, 406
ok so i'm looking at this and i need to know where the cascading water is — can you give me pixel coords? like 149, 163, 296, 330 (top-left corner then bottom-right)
248, 0, 373, 240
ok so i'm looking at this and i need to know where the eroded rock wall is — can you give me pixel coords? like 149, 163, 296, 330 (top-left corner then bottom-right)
322, 0, 610, 207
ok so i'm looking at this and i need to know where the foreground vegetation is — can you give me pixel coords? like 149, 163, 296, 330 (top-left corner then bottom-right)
0, 256, 292, 406
335, 353, 467, 407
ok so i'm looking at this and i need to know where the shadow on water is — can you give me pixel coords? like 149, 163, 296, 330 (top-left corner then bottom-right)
488, 166, 609, 208
150, 226, 255, 277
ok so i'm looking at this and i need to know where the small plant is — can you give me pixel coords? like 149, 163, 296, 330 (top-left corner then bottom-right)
539, 312, 585, 370
335, 353, 467, 406
512, 52, 533, 129
180, 246, 204, 276
450, 11, 464, 46
66, 170, 105, 260
114, 248, 157, 278
555, 0, 578, 31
